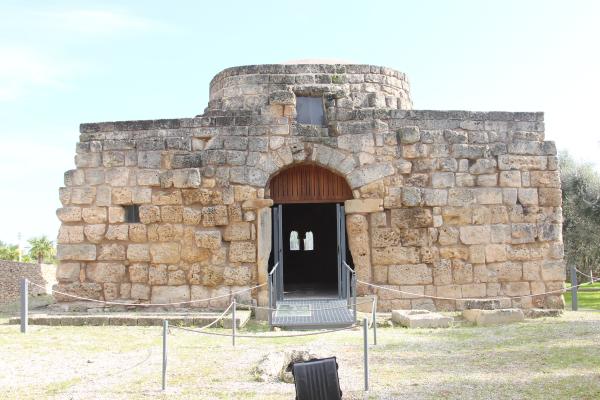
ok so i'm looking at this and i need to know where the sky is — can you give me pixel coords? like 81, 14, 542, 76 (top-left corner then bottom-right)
0, 0, 598, 248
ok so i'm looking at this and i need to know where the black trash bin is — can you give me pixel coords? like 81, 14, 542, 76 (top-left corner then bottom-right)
292, 357, 342, 400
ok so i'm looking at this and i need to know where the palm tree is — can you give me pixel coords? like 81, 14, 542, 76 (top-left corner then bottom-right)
27, 236, 55, 264
0, 241, 19, 261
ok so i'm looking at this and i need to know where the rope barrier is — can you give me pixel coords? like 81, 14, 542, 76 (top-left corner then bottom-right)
28, 281, 265, 307
170, 323, 358, 339
574, 268, 600, 282
358, 277, 600, 302
191, 302, 234, 331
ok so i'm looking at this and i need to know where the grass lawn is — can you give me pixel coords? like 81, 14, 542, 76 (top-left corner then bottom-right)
1, 312, 600, 399
565, 283, 600, 310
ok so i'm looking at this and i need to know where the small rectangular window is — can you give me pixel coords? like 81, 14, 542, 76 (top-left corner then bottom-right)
296, 96, 325, 126
124, 205, 140, 223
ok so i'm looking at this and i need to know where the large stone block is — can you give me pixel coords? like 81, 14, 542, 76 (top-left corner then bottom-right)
150, 242, 181, 263
499, 171, 521, 187
391, 208, 432, 229
452, 260, 473, 284
463, 309, 525, 326
450, 188, 478, 208
501, 282, 530, 296
392, 310, 452, 328
195, 230, 222, 249
57, 225, 84, 244
459, 225, 491, 245
86, 262, 126, 283
57, 207, 82, 222
129, 263, 148, 283
127, 244, 150, 262
388, 264, 432, 284
475, 261, 522, 282
172, 168, 201, 188
229, 241, 256, 262
541, 260, 566, 281
498, 155, 547, 171
538, 188, 562, 206
202, 205, 229, 226
431, 172, 455, 188
485, 244, 507, 262
131, 283, 150, 300
347, 163, 395, 188
148, 264, 168, 285
423, 189, 448, 206
223, 222, 252, 241
151, 285, 190, 304
373, 246, 420, 265
161, 205, 183, 223
97, 243, 126, 260
84, 224, 106, 243
152, 189, 183, 205
53, 282, 102, 302
57, 244, 96, 261
105, 225, 129, 241
398, 126, 420, 144
344, 199, 383, 213
139, 205, 161, 224
56, 262, 81, 282
70, 187, 96, 204
371, 228, 402, 248
223, 265, 253, 285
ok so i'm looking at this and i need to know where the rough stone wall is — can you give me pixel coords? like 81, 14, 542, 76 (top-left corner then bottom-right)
0, 261, 57, 304
56, 63, 564, 311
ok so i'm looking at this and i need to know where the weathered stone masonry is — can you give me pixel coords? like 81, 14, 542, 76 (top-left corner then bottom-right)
56, 63, 565, 311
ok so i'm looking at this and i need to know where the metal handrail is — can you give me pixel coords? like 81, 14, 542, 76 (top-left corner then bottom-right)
342, 261, 353, 273
269, 262, 280, 276
343, 261, 357, 322
267, 262, 280, 327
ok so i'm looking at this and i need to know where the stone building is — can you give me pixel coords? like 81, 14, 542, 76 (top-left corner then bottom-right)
55, 62, 565, 314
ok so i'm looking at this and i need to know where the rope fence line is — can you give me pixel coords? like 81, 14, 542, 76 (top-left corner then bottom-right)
28, 280, 373, 313
27, 275, 598, 311
28, 277, 595, 311
170, 323, 359, 339
358, 277, 600, 302
574, 267, 600, 282
27, 281, 265, 307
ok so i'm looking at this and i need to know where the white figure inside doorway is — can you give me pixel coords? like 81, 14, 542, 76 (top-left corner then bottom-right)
289, 230, 300, 251
304, 231, 314, 251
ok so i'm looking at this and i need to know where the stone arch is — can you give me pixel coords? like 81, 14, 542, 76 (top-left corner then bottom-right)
262, 143, 359, 192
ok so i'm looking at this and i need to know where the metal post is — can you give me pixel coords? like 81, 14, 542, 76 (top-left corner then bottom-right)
372, 296, 377, 346
20, 278, 28, 334
232, 298, 237, 347
352, 274, 357, 322
570, 264, 578, 311
363, 317, 369, 391
267, 275, 272, 327
162, 320, 168, 391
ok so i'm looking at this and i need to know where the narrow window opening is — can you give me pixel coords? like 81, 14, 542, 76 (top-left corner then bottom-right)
296, 96, 325, 126
124, 205, 140, 223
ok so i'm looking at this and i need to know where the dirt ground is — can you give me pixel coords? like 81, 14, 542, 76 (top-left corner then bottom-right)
1, 311, 600, 399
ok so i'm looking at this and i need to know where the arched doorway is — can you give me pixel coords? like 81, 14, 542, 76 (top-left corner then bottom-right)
269, 164, 353, 299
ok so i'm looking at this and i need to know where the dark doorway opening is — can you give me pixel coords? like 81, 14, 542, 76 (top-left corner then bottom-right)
282, 203, 338, 298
